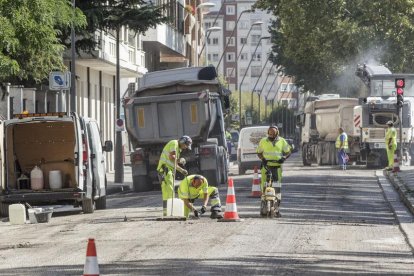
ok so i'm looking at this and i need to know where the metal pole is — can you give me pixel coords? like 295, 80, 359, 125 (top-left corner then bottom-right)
238, 36, 269, 129
70, 0, 76, 113
114, 27, 124, 183
399, 105, 403, 163
257, 64, 275, 123
250, 57, 270, 112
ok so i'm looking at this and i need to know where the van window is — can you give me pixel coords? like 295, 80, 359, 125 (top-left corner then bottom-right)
240, 127, 267, 148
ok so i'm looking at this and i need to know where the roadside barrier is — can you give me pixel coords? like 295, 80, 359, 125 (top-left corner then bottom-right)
83, 238, 100, 276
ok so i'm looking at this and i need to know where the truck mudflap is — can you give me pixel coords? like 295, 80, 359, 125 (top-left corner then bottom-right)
0, 189, 84, 203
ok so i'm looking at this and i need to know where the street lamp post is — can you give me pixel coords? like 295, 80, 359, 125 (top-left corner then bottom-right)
263, 73, 278, 120
70, 0, 76, 113
238, 36, 270, 129
202, 26, 221, 65
216, 9, 252, 70
271, 75, 287, 124
250, 57, 270, 112
195, 2, 215, 66
257, 64, 275, 123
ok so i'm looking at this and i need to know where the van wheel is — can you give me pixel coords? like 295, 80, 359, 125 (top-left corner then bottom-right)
82, 198, 95, 214
133, 176, 153, 192
0, 202, 9, 217
95, 177, 107, 210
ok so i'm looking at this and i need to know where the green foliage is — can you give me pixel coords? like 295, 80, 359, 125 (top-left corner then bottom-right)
254, 0, 414, 95
0, 0, 86, 83
65, 0, 169, 54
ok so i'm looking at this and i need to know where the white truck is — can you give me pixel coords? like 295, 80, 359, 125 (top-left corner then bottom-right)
123, 66, 230, 192
297, 97, 361, 166
0, 112, 113, 217
355, 64, 414, 167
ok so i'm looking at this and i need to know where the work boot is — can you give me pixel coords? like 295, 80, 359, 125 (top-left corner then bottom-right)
210, 211, 223, 219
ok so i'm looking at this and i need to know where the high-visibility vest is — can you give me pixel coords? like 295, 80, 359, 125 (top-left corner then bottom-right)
157, 140, 180, 172
256, 137, 291, 166
335, 133, 348, 149
385, 127, 397, 147
177, 175, 208, 199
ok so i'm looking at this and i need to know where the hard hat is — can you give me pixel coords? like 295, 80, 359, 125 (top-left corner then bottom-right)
268, 125, 279, 134
386, 120, 394, 126
179, 135, 192, 150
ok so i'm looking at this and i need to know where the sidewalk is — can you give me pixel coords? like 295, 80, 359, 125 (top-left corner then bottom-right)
106, 165, 133, 195
385, 165, 414, 215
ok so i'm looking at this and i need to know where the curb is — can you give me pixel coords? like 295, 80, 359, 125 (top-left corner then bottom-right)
385, 171, 414, 215
107, 184, 131, 195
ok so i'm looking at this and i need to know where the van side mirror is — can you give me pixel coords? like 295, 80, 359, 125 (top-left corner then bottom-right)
103, 140, 113, 152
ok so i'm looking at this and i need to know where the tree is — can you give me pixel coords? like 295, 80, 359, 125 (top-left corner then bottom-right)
0, 0, 86, 84
254, 0, 414, 95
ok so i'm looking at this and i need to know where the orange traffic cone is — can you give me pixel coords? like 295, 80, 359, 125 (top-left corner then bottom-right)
83, 238, 99, 276
249, 166, 261, 198
218, 178, 243, 222
393, 153, 400, 173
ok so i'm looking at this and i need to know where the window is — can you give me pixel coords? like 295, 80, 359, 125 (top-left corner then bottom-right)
240, 37, 247, 44
226, 21, 235, 31
226, 37, 235, 46
239, 21, 249, 29
212, 38, 219, 45
226, 5, 235, 15
252, 53, 261, 61
251, 35, 261, 45
226, 52, 235, 62
212, 54, 219, 61
251, 66, 261, 77
240, 68, 247, 77
226, 68, 235, 78
207, 38, 211, 45
109, 41, 116, 56
205, 22, 212, 29
240, 53, 248, 60
281, 83, 288, 92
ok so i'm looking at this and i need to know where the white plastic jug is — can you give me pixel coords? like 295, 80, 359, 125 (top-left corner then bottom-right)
49, 170, 62, 190
30, 166, 44, 190
9, 204, 26, 225
166, 198, 184, 217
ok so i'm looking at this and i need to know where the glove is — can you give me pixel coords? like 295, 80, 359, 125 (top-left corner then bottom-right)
200, 205, 207, 214
277, 157, 286, 164
181, 169, 188, 176
193, 209, 200, 218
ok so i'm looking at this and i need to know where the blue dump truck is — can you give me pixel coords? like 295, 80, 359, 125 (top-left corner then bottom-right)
124, 67, 230, 192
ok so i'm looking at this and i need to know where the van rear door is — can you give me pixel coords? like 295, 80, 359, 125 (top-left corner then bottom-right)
86, 120, 106, 197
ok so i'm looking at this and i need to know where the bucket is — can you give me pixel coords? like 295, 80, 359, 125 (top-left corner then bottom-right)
30, 166, 44, 190
9, 204, 26, 225
166, 198, 184, 217
28, 207, 53, 223
28, 208, 43, 224
49, 170, 63, 190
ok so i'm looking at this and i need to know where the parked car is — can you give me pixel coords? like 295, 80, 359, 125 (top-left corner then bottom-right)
227, 130, 239, 161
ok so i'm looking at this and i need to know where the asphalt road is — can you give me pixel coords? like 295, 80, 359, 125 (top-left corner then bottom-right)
0, 153, 413, 275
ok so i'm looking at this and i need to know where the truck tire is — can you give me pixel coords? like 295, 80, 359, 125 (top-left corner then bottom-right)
302, 144, 311, 166
82, 198, 95, 214
133, 176, 153, 192
204, 170, 219, 187
0, 202, 9, 217
95, 177, 107, 210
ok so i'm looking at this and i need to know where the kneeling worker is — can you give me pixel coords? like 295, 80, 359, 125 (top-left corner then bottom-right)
178, 175, 223, 219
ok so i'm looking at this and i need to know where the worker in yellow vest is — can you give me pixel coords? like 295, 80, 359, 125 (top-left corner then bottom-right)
256, 126, 291, 216
335, 127, 349, 170
385, 121, 397, 171
157, 136, 192, 216
177, 174, 223, 219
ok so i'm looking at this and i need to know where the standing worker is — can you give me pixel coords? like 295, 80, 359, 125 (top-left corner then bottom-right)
157, 136, 192, 216
256, 126, 291, 216
336, 127, 348, 170
385, 121, 397, 171
177, 174, 223, 219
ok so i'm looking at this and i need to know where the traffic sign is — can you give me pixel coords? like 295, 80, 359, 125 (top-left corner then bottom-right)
49, 71, 71, 90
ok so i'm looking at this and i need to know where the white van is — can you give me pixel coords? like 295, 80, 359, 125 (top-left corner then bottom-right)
0, 112, 113, 217
237, 126, 268, 175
